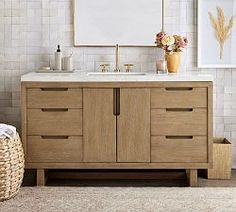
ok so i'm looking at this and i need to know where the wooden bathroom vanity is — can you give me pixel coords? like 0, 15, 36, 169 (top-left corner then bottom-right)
21, 72, 213, 186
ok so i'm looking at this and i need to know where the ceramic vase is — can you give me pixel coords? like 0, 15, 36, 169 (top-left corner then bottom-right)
165, 52, 181, 73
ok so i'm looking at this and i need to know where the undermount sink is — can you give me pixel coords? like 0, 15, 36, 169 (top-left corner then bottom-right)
87, 72, 146, 76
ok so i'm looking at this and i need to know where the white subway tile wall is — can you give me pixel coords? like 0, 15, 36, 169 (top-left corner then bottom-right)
0, 0, 235, 167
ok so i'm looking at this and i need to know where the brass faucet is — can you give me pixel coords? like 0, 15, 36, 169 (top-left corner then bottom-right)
114, 44, 120, 72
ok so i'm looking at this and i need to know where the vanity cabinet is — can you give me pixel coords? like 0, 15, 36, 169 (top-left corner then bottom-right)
21, 81, 213, 187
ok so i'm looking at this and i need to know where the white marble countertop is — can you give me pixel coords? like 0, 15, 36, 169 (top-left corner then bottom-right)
21, 71, 214, 82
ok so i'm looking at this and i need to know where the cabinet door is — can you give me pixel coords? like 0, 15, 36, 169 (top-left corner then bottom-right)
83, 89, 116, 162
117, 89, 150, 162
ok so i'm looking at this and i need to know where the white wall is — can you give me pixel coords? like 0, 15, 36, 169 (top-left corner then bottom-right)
0, 0, 235, 167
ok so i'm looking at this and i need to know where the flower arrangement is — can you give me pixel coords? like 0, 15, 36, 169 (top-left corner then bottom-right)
155, 32, 188, 53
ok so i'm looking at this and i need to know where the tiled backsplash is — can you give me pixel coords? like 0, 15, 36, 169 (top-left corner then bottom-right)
0, 0, 236, 167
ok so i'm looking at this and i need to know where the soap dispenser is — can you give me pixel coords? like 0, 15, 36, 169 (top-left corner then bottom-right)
54, 45, 62, 71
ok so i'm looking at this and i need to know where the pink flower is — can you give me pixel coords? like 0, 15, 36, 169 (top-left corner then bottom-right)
155, 33, 188, 52
155, 32, 167, 49
176, 37, 188, 48
156, 32, 167, 40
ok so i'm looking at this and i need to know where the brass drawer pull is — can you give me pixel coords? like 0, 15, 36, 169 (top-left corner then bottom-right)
165, 136, 193, 139
41, 108, 69, 112
41, 136, 69, 140
166, 108, 193, 112
165, 88, 193, 91
41, 88, 69, 91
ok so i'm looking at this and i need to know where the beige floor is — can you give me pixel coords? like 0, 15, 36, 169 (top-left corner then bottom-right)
0, 170, 235, 212
1, 187, 236, 212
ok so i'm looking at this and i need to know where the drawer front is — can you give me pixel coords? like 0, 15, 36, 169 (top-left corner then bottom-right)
28, 109, 82, 135
27, 88, 82, 108
151, 88, 207, 108
151, 136, 208, 163
27, 136, 82, 163
151, 108, 207, 135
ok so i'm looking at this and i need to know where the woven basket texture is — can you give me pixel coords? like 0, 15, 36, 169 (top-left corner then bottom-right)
0, 133, 24, 201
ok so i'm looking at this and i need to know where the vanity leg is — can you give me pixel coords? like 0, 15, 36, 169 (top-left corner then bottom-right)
37, 169, 45, 186
186, 169, 198, 187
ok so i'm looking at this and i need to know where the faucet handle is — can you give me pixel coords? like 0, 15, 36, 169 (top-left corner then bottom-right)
100, 64, 110, 72
124, 64, 134, 72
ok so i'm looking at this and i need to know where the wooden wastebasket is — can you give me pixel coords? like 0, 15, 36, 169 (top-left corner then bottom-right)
207, 138, 232, 179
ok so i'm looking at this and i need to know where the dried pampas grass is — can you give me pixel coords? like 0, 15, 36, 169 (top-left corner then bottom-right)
208, 7, 236, 59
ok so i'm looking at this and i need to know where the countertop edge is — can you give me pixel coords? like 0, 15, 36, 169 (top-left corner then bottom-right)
20, 72, 214, 83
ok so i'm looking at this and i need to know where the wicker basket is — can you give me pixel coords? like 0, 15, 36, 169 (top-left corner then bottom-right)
0, 133, 24, 201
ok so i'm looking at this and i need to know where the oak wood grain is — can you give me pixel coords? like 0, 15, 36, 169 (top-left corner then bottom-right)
22, 81, 213, 183
26, 162, 210, 169
21, 83, 27, 155
37, 169, 45, 186
83, 89, 116, 162
27, 109, 82, 135
27, 88, 82, 108
151, 87, 207, 108
207, 83, 213, 166
151, 136, 208, 163
151, 108, 207, 136
117, 89, 150, 162
186, 169, 198, 187
207, 138, 231, 179
27, 136, 83, 163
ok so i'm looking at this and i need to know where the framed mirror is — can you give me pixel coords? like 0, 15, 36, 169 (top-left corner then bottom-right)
73, 0, 163, 46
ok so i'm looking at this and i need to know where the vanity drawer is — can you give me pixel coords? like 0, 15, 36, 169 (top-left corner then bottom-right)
151, 108, 207, 135
28, 109, 82, 135
27, 88, 82, 108
151, 88, 207, 108
151, 136, 208, 163
27, 136, 83, 163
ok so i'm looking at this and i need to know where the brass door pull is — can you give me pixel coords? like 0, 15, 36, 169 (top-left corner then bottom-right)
113, 88, 120, 116
113, 89, 117, 115
116, 89, 120, 116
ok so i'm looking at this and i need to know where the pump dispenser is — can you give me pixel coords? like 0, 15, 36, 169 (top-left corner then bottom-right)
54, 45, 62, 71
